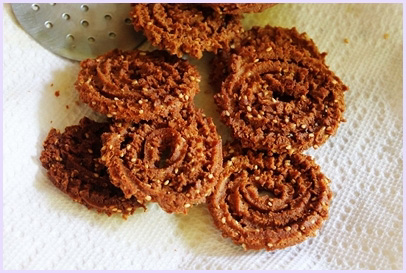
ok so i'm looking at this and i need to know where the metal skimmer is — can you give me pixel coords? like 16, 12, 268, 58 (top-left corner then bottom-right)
11, 3, 146, 61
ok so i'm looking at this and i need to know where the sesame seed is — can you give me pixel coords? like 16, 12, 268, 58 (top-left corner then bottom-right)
227, 161, 233, 166
145, 195, 152, 201
301, 124, 307, 129
112, 208, 118, 212
126, 208, 132, 211
224, 111, 230, 116
266, 47, 273, 52
164, 180, 170, 185
314, 145, 319, 149
184, 203, 191, 208
271, 98, 277, 103
184, 95, 189, 100
109, 145, 113, 150
254, 59, 259, 63
179, 93, 184, 99
208, 174, 214, 179
196, 78, 201, 83
230, 44, 235, 49
174, 168, 179, 174
190, 76, 196, 81
254, 165, 258, 170
120, 152, 124, 157
221, 217, 226, 224
88, 149, 93, 154
85, 133, 90, 139
101, 156, 106, 161
107, 114, 113, 118
138, 100, 143, 104
311, 219, 316, 224
273, 119, 278, 123
267, 243, 273, 248
247, 72, 252, 77
139, 109, 144, 114
91, 101, 96, 105
285, 226, 291, 232
300, 226, 305, 230
255, 176, 260, 181
247, 106, 252, 112
93, 173, 99, 178
286, 145, 292, 150
332, 79, 338, 84
131, 158, 136, 162
268, 202, 272, 206
114, 97, 119, 101
242, 244, 247, 250
309, 133, 314, 138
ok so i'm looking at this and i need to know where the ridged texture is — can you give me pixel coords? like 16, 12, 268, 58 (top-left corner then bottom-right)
75, 49, 200, 122
101, 106, 223, 214
40, 117, 143, 217
131, 4, 244, 59
208, 143, 332, 251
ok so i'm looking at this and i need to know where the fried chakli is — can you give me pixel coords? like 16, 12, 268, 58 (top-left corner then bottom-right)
131, 3, 243, 59
101, 106, 223, 214
75, 49, 200, 122
214, 43, 348, 153
40, 117, 143, 217
208, 143, 332, 251
210, 26, 327, 90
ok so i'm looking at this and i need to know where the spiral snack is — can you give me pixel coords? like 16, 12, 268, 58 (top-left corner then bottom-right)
131, 4, 243, 59
211, 26, 327, 90
215, 44, 348, 153
75, 49, 200, 122
40, 117, 143, 217
101, 106, 223, 214
205, 3, 276, 15
208, 143, 332, 251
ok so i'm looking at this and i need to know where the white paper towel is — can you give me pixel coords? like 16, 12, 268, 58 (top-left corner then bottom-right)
3, 3, 403, 270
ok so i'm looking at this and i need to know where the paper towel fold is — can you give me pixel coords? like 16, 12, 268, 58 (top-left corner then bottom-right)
3, 3, 402, 270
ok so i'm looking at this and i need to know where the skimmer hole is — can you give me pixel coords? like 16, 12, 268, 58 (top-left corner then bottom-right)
44, 21, 53, 29
31, 4, 39, 11
88, 37, 95, 43
62, 13, 70, 20
66, 34, 74, 42
81, 20, 89, 27
108, 32, 116, 39
104, 14, 112, 20
81, 5, 89, 12
124, 18, 132, 25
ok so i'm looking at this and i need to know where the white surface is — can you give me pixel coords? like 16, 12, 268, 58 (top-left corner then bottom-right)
3, 3, 403, 270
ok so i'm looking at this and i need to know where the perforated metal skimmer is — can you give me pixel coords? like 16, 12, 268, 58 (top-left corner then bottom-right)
11, 3, 146, 61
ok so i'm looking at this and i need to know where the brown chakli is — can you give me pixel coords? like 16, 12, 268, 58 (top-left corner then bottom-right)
75, 49, 200, 122
208, 143, 332, 251
101, 106, 223, 214
131, 3, 244, 59
40, 117, 144, 217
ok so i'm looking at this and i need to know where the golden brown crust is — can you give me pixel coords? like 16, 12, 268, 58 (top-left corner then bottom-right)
131, 4, 244, 59
208, 143, 332, 251
75, 49, 200, 122
205, 3, 276, 15
101, 106, 223, 214
39, 117, 144, 217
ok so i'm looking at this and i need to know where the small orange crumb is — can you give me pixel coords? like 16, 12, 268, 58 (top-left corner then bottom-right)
66, 105, 70, 109
55, 91, 60, 97
343, 38, 349, 44
384, 33, 389, 40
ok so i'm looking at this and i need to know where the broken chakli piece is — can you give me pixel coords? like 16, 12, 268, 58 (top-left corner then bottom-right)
40, 117, 144, 217
75, 49, 200, 122
131, 3, 244, 59
214, 41, 348, 154
101, 106, 223, 214
208, 143, 332, 251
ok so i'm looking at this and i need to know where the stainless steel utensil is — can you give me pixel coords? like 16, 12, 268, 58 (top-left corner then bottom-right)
11, 3, 146, 61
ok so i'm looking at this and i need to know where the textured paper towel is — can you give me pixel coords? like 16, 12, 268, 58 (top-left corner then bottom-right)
3, 3, 403, 270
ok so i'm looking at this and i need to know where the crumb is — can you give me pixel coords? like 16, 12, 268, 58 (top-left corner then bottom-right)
75, 100, 81, 106
55, 91, 60, 97
343, 38, 349, 44
383, 33, 389, 40
50, 83, 54, 87
50, 120, 53, 124
66, 105, 70, 109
